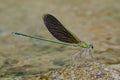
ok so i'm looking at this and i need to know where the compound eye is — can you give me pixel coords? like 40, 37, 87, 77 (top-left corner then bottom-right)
90, 44, 94, 49
92, 46, 94, 49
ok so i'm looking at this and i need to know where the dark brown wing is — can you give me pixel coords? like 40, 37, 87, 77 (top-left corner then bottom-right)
43, 14, 81, 43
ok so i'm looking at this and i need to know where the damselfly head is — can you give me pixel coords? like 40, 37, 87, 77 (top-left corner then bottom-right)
89, 44, 94, 49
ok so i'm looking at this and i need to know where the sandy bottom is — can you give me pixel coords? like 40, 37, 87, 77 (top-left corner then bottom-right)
0, 0, 120, 79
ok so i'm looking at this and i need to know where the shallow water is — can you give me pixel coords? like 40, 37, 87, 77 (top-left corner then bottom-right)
0, 0, 120, 79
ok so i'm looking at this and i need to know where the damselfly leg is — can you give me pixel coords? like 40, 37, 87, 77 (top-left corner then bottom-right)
71, 48, 87, 66
71, 46, 95, 67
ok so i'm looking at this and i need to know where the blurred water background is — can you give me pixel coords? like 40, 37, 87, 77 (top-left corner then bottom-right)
0, 0, 120, 79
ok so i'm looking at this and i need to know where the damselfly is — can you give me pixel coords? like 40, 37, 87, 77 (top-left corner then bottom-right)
12, 14, 94, 64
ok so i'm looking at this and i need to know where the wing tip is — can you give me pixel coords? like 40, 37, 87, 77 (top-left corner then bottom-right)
43, 14, 53, 19
43, 14, 54, 24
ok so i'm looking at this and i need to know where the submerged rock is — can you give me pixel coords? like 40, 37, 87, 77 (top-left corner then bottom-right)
26, 62, 120, 80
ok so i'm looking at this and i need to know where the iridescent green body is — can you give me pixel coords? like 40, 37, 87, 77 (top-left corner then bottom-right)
79, 42, 89, 48
12, 32, 90, 48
